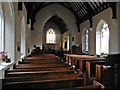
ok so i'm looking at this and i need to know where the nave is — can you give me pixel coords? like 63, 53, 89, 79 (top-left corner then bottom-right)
2, 54, 104, 90
0, 1, 120, 89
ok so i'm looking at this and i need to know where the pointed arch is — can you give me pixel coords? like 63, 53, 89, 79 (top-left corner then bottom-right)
96, 20, 109, 55
82, 27, 89, 53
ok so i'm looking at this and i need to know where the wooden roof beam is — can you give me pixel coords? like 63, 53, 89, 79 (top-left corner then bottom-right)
83, 2, 94, 17
109, 2, 117, 19
76, 4, 85, 13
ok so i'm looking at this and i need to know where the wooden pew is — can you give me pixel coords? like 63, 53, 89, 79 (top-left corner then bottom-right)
96, 64, 115, 86
4, 73, 82, 82
82, 57, 106, 72
6, 69, 75, 78
26, 54, 57, 60
21, 57, 60, 64
6, 61, 73, 78
3, 78, 84, 89
64, 54, 96, 66
3, 54, 86, 89
86, 60, 106, 78
3, 74, 84, 89
55, 80, 105, 90
25, 58, 58, 61
14, 63, 68, 69
64, 54, 106, 73
6, 67, 72, 73
95, 54, 120, 88
19, 59, 63, 64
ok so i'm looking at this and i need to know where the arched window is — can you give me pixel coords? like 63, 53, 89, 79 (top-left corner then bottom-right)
82, 28, 89, 53
85, 30, 89, 51
46, 28, 56, 44
96, 20, 109, 55
0, 8, 4, 52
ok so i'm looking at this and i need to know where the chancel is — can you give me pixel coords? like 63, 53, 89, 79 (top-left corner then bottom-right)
0, 0, 120, 89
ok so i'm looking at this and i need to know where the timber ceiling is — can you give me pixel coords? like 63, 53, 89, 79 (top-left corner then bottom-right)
18, 1, 118, 33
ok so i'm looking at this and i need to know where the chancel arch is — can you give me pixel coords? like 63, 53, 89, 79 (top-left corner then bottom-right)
33, 4, 78, 50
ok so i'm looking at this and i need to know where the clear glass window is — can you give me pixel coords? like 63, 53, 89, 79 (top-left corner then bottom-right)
96, 22, 109, 55
0, 13, 4, 52
46, 28, 56, 44
85, 30, 89, 51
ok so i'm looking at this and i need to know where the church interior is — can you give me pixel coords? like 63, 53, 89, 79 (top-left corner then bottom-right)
0, 0, 120, 89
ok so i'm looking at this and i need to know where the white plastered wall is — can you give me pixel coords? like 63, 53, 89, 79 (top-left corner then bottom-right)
62, 31, 69, 50
117, 2, 120, 53
13, 2, 21, 64
3, 2, 15, 61
13, 2, 29, 64
32, 4, 78, 50
80, 7, 119, 55
80, 20, 90, 52
27, 23, 31, 53
20, 3, 29, 56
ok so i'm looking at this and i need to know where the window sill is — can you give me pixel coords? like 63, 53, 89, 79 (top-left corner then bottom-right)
0, 61, 15, 79
0, 61, 14, 70
46, 43, 56, 45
